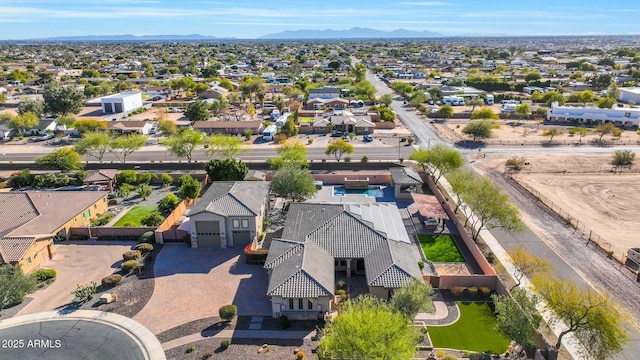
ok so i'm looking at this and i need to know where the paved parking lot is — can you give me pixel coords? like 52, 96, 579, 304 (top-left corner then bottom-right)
17, 240, 134, 316
133, 244, 271, 335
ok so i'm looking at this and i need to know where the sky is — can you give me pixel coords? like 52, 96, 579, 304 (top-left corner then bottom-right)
0, 0, 639, 39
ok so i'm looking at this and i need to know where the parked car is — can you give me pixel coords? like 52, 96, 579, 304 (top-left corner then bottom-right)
330, 131, 343, 137
363, 134, 373, 142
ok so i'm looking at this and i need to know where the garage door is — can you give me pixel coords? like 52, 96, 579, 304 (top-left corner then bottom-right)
196, 221, 222, 248
232, 231, 252, 247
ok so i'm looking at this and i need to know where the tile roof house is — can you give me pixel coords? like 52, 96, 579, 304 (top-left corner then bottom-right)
389, 166, 424, 200
265, 202, 426, 319
108, 120, 154, 135
192, 120, 264, 136
312, 115, 375, 135
0, 191, 108, 273
187, 182, 270, 248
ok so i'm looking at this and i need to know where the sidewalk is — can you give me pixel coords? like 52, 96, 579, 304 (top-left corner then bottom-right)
438, 175, 585, 359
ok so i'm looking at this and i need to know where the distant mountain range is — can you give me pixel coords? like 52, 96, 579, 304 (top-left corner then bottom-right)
18, 28, 444, 41
260, 27, 442, 39
30, 34, 231, 41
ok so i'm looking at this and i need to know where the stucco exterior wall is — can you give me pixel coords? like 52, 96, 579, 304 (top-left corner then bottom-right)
19, 238, 54, 273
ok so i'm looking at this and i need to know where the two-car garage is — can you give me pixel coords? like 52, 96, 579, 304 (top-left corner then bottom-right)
195, 221, 253, 248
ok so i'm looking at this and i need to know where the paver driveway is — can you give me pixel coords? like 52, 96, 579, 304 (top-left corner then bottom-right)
133, 244, 271, 334
17, 240, 134, 316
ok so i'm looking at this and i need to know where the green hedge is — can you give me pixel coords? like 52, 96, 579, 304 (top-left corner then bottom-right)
139, 231, 155, 244
244, 247, 268, 264
218, 304, 238, 321
101, 274, 122, 288
121, 260, 139, 273
123, 250, 141, 261
134, 243, 153, 254
34, 268, 56, 282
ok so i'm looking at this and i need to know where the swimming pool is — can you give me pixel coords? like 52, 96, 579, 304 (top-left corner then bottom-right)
333, 186, 384, 197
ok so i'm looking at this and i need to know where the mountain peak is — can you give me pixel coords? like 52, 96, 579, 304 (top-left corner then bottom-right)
260, 27, 442, 40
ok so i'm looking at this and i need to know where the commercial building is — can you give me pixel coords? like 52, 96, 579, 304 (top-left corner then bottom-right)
101, 91, 143, 114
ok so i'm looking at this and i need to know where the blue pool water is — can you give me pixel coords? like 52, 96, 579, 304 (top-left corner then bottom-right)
333, 186, 384, 197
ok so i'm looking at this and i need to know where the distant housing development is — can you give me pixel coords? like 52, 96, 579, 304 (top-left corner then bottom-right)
547, 102, 640, 127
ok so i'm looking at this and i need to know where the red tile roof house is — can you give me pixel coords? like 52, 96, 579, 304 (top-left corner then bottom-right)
0, 191, 108, 273
192, 120, 264, 136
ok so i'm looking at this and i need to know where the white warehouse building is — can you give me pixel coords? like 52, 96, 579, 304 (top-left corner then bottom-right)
547, 102, 640, 127
101, 92, 143, 114
618, 87, 640, 104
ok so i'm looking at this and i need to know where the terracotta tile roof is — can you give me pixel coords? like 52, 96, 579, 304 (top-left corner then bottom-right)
85, 169, 117, 183
192, 120, 262, 129
0, 236, 35, 263
0, 191, 108, 237
0, 193, 39, 238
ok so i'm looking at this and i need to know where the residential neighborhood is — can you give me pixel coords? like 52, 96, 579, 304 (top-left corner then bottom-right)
0, 28, 639, 360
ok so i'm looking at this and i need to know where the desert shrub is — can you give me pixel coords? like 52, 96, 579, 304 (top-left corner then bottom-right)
220, 340, 230, 350
417, 261, 425, 270
72, 282, 97, 303
442, 355, 458, 360
74, 171, 87, 185
479, 286, 492, 296
279, 315, 290, 329
123, 250, 141, 261
34, 269, 56, 282
161, 173, 174, 187
244, 246, 269, 264
141, 211, 164, 227
158, 193, 180, 213
115, 170, 137, 185
135, 243, 153, 254
139, 231, 155, 244
467, 286, 478, 296
344, 156, 351, 163
13, 169, 33, 187
186, 345, 195, 353
108, 199, 118, 206
219, 304, 238, 322
121, 259, 139, 273
137, 172, 157, 185
101, 274, 122, 288
296, 350, 305, 360
451, 286, 464, 296
360, 156, 368, 163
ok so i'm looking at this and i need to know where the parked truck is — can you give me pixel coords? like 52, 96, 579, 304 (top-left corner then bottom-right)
262, 124, 278, 142
486, 95, 494, 105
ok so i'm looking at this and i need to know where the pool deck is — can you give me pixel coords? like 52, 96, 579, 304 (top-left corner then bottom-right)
311, 185, 396, 203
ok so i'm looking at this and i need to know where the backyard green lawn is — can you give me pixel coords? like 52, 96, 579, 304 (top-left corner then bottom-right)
428, 302, 510, 354
113, 206, 159, 227
298, 117, 314, 123
419, 235, 464, 262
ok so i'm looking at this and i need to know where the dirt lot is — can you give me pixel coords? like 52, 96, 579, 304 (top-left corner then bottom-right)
437, 121, 640, 145
473, 152, 640, 260
471, 152, 640, 331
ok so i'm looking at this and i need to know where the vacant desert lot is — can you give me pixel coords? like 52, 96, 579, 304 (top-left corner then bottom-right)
515, 173, 640, 258
473, 152, 640, 260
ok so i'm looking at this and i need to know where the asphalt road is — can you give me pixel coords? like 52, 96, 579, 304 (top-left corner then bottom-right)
0, 319, 145, 360
365, 66, 640, 359
0, 145, 413, 163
